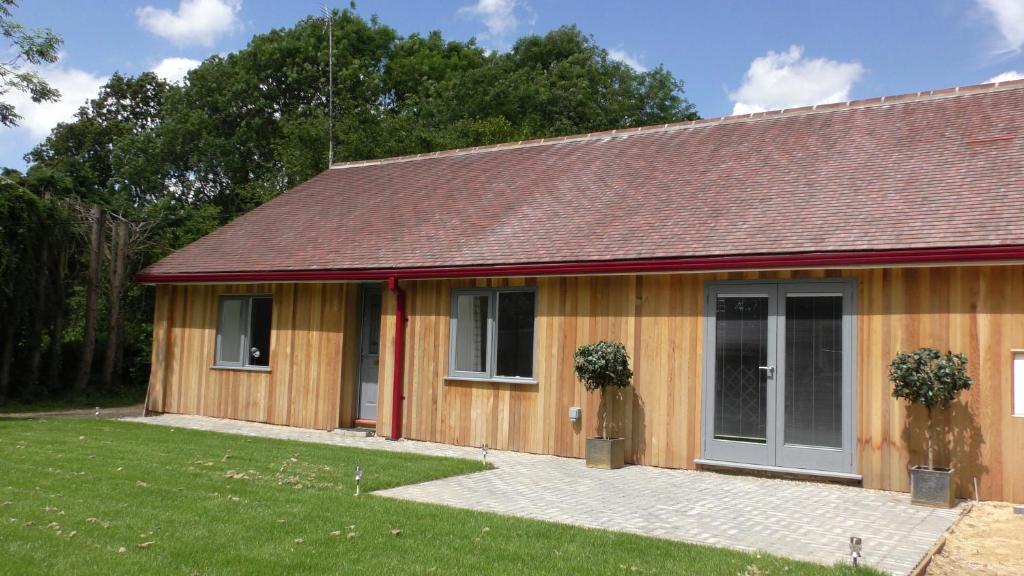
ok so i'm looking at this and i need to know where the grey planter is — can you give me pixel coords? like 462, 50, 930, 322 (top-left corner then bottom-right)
910, 466, 956, 508
586, 437, 625, 469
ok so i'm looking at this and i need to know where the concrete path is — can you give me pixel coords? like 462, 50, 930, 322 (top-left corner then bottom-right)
124, 414, 961, 575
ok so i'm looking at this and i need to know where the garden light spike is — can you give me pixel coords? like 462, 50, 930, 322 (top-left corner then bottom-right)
849, 536, 862, 567
354, 464, 362, 496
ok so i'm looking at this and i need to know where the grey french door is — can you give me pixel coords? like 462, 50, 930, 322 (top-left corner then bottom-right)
702, 280, 856, 475
357, 286, 383, 421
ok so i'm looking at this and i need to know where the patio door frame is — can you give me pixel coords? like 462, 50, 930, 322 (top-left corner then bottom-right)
700, 278, 858, 477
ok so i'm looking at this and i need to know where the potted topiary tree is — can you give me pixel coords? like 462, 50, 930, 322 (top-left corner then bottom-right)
574, 340, 633, 469
889, 347, 973, 507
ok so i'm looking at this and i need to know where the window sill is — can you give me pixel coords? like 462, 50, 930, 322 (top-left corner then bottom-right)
444, 376, 537, 385
210, 365, 271, 373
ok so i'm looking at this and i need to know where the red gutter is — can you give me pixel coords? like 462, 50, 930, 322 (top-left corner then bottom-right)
135, 245, 1024, 284
386, 277, 406, 441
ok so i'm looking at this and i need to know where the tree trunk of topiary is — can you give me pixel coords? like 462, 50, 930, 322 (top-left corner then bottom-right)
601, 387, 608, 440
926, 406, 934, 470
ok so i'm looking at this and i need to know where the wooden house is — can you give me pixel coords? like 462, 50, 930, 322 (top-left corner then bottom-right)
138, 80, 1024, 501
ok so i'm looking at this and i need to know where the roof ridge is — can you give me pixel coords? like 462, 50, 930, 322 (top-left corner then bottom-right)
329, 78, 1024, 170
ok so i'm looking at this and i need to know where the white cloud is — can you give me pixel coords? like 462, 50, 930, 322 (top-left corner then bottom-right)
608, 49, 647, 72
978, 0, 1024, 53
729, 45, 865, 115
5, 62, 107, 139
458, 0, 535, 49
459, 0, 518, 37
152, 57, 201, 83
136, 0, 241, 47
988, 70, 1024, 82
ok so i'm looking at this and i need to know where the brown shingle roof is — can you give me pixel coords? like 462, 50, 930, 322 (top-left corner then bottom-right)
142, 80, 1024, 279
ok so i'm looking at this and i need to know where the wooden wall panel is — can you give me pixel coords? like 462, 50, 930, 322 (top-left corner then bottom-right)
852, 265, 1024, 502
375, 265, 1024, 501
147, 265, 1024, 501
146, 283, 360, 431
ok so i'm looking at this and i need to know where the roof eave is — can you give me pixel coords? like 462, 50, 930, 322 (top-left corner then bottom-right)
135, 244, 1024, 284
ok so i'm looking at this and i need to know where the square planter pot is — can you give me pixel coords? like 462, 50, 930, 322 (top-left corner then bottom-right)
910, 466, 956, 508
586, 437, 625, 469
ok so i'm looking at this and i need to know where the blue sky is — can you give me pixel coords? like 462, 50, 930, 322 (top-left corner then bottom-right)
3, 0, 1023, 169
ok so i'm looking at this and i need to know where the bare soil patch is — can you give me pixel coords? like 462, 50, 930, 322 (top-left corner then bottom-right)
926, 501, 1024, 575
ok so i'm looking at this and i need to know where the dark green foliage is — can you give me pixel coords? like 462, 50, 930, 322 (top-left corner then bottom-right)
2, 9, 697, 406
0, 0, 63, 127
0, 172, 77, 400
574, 340, 633, 393
889, 348, 972, 411
889, 347, 973, 469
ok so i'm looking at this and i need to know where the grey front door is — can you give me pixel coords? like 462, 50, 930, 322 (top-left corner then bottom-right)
702, 280, 856, 475
357, 286, 382, 421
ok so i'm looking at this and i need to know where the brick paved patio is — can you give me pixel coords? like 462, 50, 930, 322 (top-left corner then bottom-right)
125, 414, 961, 574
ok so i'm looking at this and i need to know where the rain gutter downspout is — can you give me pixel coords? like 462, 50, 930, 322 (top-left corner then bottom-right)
387, 276, 406, 441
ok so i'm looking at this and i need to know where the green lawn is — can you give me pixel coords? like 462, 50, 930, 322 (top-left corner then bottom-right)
0, 420, 881, 575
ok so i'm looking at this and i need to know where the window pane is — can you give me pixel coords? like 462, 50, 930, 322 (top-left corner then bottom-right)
496, 291, 535, 378
248, 297, 272, 367
218, 298, 244, 365
455, 294, 489, 373
785, 295, 843, 448
1014, 353, 1024, 416
714, 296, 768, 443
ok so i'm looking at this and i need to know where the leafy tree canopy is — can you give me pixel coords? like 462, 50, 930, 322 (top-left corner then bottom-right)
0, 0, 62, 127
890, 348, 972, 412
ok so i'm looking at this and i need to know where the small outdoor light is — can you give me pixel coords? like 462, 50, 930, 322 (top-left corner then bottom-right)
849, 536, 863, 567
95, 407, 100, 418
481, 444, 489, 466
568, 406, 582, 423
354, 465, 363, 496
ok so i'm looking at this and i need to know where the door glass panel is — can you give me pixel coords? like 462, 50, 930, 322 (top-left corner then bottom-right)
363, 292, 381, 356
714, 296, 769, 443
784, 295, 843, 448
455, 294, 489, 373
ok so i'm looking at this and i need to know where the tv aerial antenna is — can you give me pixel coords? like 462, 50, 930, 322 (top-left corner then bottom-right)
321, 5, 334, 167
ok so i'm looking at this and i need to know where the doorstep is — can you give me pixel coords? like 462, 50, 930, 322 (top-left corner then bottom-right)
333, 427, 375, 438
693, 458, 863, 483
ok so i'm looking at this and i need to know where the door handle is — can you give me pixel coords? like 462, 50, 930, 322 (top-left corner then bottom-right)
758, 365, 775, 377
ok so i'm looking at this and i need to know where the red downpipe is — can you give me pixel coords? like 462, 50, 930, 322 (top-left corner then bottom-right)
387, 276, 406, 441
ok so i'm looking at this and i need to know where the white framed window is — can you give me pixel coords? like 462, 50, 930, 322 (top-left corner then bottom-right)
449, 288, 536, 382
215, 295, 272, 370
1013, 351, 1024, 417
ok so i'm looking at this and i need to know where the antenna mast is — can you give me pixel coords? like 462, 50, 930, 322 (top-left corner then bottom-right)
322, 5, 334, 167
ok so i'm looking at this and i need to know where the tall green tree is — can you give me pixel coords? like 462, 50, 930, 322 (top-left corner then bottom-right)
0, 171, 76, 400
0, 0, 62, 127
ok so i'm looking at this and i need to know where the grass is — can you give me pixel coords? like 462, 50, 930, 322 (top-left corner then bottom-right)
0, 388, 146, 414
0, 419, 883, 575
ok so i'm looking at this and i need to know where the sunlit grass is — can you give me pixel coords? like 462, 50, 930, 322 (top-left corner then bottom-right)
0, 419, 881, 575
